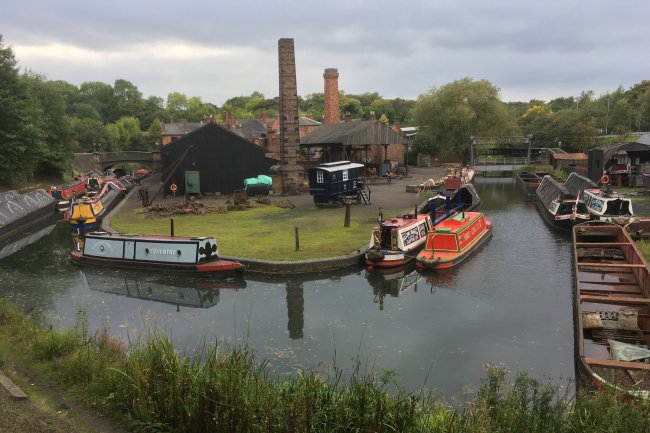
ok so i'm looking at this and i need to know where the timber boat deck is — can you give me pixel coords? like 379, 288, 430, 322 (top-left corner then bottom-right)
574, 221, 650, 397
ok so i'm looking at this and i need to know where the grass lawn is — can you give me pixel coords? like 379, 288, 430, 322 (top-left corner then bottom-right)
110, 202, 408, 261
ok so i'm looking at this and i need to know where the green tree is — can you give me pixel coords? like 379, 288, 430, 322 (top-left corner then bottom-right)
299, 93, 324, 121
70, 118, 113, 152
77, 81, 116, 123
146, 119, 163, 148
166, 92, 189, 120
114, 116, 142, 151
414, 77, 519, 162
113, 79, 144, 124
0, 35, 44, 184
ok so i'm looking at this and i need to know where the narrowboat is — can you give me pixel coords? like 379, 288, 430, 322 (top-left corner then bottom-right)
365, 209, 433, 268
70, 231, 244, 274
573, 221, 650, 399
419, 183, 482, 220
563, 172, 635, 224
66, 182, 124, 234
308, 161, 371, 206
48, 177, 88, 201
0, 189, 57, 242
516, 171, 542, 194
416, 211, 492, 269
535, 175, 590, 231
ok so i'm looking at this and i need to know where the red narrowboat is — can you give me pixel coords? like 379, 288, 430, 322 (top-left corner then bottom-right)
416, 211, 492, 269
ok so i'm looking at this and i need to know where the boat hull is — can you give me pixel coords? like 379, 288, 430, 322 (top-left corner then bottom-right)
573, 221, 650, 399
71, 232, 245, 275
416, 212, 492, 270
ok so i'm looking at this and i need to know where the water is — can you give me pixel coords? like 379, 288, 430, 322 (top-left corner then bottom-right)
0, 178, 575, 398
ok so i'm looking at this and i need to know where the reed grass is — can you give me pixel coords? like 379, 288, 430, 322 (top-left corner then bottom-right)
2, 299, 650, 433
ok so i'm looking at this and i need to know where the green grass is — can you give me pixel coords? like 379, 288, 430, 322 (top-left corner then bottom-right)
110, 202, 407, 261
4, 298, 650, 433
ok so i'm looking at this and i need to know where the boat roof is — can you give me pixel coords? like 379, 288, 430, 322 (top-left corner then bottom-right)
433, 212, 483, 233
383, 212, 429, 228
85, 231, 214, 242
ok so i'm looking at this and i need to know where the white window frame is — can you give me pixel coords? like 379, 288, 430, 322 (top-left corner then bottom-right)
342, 170, 349, 181
317, 170, 324, 183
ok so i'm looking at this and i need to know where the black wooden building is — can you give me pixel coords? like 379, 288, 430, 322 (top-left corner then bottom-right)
160, 122, 274, 195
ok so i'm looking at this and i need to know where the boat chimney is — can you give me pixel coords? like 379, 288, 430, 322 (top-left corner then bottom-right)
414, 205, 417, 216
170, 218, 174, 237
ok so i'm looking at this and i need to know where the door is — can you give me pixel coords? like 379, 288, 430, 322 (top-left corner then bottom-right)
185, 171, 201, 194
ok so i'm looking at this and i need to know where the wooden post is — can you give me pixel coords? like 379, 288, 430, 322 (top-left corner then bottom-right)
170, 218, 174, 237
344, 203, 351, 227
295, 226, 300, 251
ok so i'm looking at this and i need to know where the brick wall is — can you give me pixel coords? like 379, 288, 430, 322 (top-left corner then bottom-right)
323, 68, 340, 125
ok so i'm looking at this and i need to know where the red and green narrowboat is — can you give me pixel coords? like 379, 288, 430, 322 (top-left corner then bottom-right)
416, 211, 492, 269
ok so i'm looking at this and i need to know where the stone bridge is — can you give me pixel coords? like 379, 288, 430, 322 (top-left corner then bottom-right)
73, 151, 161, 173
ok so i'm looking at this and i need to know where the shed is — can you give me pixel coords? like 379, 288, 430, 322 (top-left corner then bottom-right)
551, 152, 587, 173
588, 134, 650, 184
160, 122, 274, 195
301, 120, 407, 170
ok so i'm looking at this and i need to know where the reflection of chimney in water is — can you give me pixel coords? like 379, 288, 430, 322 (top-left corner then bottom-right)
286, 281, 304, 339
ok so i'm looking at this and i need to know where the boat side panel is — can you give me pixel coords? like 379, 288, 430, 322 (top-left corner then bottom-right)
84, 237, 126, 259
134, 241, 199, 264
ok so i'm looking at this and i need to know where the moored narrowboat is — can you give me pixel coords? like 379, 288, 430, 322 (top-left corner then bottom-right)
365, 210, 433, 268
573, 221, 650, 398
535, 175, 590, 231
66, 183, 124, 234
48, 177, 88, 201
416, 211, 492, 269
71, 231, 244, 274
516, 171, 542, 194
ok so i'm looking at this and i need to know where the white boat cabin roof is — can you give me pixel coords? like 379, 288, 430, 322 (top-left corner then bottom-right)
316, 161, 364, 172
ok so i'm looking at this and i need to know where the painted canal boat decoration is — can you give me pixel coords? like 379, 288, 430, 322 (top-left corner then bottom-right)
535, 175, 590, 231
66, 182, 124, 234
573, 221, 650, 399
48, 177, 88, 201
71, 231, 244, 274
365, 210, 433, 268
416, 211, 492, 269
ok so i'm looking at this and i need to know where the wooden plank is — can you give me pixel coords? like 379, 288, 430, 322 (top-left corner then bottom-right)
578, 262, 647, 268
579, 285, 642, 295
580, 294, 650, 304
585, 357, 650, 372
575, 242, 631, 246
0, 370, 27, 400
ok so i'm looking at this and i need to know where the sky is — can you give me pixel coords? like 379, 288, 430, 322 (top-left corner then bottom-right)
2, 0, 649, 106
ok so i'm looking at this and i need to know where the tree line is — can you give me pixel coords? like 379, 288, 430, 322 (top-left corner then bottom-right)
1, 33, 649, 185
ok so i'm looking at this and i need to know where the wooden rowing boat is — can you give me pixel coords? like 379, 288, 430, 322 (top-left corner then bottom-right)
573, 221, 650, 398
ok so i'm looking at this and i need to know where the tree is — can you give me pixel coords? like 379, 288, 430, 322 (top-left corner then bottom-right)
113, 116, 142, 151
146, 119, 163, 148
413, 77, 519, 162
0, 35, 44, 183
113, 79, 144, 124
166, 92, 189, 120
77, 81, 117, 123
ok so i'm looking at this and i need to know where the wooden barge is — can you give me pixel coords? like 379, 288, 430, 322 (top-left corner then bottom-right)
71, 231, 244, 274
573, 221, 650, 398
516, 171, 542, 194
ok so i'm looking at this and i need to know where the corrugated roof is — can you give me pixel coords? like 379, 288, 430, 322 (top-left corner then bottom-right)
301, 120, 406, 145
552, 153, 587, 160
162, 121, 203, 135
636, 133, 650, 146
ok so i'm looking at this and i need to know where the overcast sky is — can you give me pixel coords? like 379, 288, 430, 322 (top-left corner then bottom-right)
2, 0, 649, 106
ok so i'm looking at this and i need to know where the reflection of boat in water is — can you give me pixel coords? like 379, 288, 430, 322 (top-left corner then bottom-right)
0, 224, 56, 261
366, 262, 422, 309
81, 267, 246, 308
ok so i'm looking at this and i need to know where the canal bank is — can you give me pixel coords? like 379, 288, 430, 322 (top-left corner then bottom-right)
102, 166, 447, 273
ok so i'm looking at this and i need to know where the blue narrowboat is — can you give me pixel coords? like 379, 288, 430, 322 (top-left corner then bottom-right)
308, 161, 371, 206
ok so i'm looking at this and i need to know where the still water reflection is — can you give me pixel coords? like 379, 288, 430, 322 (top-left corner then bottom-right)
0, 178, 574, 398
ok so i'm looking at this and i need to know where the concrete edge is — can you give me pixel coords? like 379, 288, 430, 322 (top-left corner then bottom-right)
0, 369, 27, 400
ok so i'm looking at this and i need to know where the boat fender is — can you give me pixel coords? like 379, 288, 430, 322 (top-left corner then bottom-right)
366, 248, 385, 262
600, 175, 610, 185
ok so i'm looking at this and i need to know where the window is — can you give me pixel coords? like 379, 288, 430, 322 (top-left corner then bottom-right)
317, 170, 324, 183
343, 170, 349, 181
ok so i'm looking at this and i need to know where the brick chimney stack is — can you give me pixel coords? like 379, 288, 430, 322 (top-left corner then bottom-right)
278, 38, 302, 194
323, 68, 340, 125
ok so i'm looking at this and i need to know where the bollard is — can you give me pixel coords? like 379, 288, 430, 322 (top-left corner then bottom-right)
344, 203, 351, 227
295, 226, 300, 251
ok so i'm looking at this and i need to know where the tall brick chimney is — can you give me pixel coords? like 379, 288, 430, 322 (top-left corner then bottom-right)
323, 68, 340, 125
278, 38, 302, 194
